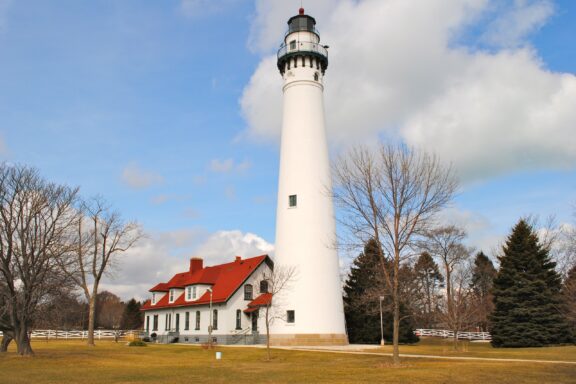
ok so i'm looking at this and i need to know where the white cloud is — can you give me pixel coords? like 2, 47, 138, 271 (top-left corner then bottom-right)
241, 0, 576, 182
99, 228, 274, 301
99, 228, 207, 300
194, 230, 274, 265
209, 158, 252, 173
480, 0, 554, 48
121, 163, 164, 189
150, 194, 191, 205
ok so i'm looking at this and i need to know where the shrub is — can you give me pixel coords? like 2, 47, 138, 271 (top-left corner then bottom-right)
128, 340, 147, 347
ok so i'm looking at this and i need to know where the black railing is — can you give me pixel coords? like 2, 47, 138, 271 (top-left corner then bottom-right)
277, 41, 328, 60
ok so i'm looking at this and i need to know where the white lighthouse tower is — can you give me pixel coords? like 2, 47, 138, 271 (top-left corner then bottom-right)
270, 8, 348, 346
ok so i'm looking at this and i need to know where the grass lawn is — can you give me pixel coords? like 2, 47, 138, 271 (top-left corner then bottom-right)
0, 339, 574, 384
371, 337, 576, 362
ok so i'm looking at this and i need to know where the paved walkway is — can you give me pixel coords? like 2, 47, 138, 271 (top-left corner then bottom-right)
175, 343, 576, 365
274, 345, 576, 365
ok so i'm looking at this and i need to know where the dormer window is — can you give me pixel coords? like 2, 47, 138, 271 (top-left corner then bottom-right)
152, 293, 156, 305
193, 286, 197, 299
169, 290, 175, 303
244, 284, 253, 300
186, 286, 192, 300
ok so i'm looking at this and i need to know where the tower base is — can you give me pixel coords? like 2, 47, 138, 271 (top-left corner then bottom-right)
269, 333, 348, 346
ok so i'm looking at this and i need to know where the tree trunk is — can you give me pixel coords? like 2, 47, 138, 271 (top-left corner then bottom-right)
392, 250, 400, 366
14, 325, 33, 356
87, 293, 97, 346
265, 309, 271, 361
1, 332, 13, 352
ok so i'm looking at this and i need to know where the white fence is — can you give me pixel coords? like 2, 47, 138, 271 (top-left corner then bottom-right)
0, 330, 139, 340
415, 329, 491, 340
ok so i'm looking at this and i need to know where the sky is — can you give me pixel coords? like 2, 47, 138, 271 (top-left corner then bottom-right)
0, 0, 574, 300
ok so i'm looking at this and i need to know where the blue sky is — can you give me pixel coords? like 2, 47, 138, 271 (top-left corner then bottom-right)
0, 0, 574, 299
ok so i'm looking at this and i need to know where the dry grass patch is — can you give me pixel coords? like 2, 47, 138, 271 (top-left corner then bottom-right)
0, 339, 574, 384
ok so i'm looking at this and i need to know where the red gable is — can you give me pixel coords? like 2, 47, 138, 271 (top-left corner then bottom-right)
141, 255, 272, 311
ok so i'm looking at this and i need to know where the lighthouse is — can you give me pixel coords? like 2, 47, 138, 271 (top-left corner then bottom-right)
270, 8, 348, 346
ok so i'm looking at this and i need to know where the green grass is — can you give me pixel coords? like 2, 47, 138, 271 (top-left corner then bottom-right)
0, 339, 574, 384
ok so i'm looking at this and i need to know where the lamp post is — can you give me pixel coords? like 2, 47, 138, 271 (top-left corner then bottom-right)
379, 296, 385, 346
207, 288, 213, 348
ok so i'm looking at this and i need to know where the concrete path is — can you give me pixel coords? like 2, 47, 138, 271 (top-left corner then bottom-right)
275, 345, 576, 365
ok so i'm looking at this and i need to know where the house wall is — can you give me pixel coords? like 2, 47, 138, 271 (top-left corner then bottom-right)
143, 261, 272, 345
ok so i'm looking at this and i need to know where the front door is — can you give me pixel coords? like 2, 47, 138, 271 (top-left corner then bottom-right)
251, 310, 259, 334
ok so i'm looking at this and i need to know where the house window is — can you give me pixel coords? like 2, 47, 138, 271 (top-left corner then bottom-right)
193, 286, 197, 299
290, 40, 296, 50
213, 310, 218, 330
244, 284, 253, 300
175, 313, 180, 332
289, 194, 297, 208
287, 310, 295, 323
165, 314, 170, 331
186, 287, 192, 300
153, 315, 158, 331
236, 309, 242, 330
169, 290, 174, 302
195, 311, 200, 330
185, 312, 190, 330
146, 316, 150, 333
260, 280, 269, 293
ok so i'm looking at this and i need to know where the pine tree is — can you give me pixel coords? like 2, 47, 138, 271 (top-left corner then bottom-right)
561, 265, 576, 334
413, 252, 444, 328
470, 251, 496, 331
490, 220, 573, 347
120, 299, 143, 330
343, 239, 418, 344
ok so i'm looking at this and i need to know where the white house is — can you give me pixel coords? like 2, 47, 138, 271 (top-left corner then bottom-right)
141, 255, 273, 344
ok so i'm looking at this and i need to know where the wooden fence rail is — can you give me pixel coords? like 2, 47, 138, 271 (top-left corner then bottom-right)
414, 329, 491, 340
0, 330, 139, 340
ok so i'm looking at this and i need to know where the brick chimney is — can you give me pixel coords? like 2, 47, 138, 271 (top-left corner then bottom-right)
235, 256, 242, 262
189, 257, 203, 273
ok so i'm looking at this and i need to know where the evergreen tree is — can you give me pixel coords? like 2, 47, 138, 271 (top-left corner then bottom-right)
561, 265, 576, 334
121, 299, 143, 330
343, 239, 419, 344
490, 220, 573, 347
413, 252, 444, 328
470, 251, 496, 331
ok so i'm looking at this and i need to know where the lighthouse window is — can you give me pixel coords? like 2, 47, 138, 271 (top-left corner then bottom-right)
314, 72, 319, 81
287, 310, 295, 323
289, 194, 297, 208
290, 40, 296, 50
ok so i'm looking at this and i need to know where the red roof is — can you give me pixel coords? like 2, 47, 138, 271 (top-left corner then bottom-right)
141, 255, 271, 311
243, 293, 272, 313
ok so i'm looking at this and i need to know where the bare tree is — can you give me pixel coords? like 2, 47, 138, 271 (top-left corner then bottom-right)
0, 164, 78, 355
258, 265, 296, 361
62, 197, 141, 346
419, 226, 475, 349
333, 144, 457, 365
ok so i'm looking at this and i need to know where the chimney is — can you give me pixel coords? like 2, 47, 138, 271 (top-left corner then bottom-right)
235, 256, 242, 262
189, 257, 203, 273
